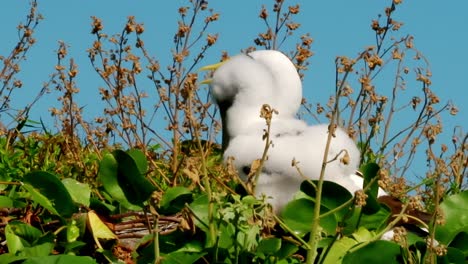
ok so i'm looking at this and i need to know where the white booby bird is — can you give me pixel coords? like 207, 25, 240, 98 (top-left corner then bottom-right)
204, 50, 378, 211
202, 50, 432, 244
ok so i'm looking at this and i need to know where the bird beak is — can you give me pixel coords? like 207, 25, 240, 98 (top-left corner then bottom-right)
198, 61, 228, 85
199, 61, 226, 71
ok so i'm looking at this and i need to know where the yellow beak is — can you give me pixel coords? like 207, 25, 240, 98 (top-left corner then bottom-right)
199, 61, 226, 71
198, 61, 228, 85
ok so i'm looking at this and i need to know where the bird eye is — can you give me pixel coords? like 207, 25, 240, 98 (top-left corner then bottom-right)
242, 166, 251, 175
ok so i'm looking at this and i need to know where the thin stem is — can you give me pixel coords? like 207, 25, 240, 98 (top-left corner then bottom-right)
306, 67, 350, 264
188, 87, 217, 247
348, 201, 411, 254
153, 216, 160, 264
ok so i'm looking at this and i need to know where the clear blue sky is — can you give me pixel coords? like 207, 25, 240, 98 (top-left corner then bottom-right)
1, 1, 466, 179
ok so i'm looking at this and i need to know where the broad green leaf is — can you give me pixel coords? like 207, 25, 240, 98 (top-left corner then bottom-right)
300, 180, 353, 219
360, 163, 382, 215
0, 196, 13, 208
20, 242, 54, 257
322, 236, 358, 264
89, 196, 116, 214
360, 162, 380, 198
188, 194, 210, 232
62, 178, 91, 207
343, 205, 390, 235
281, 198, 337, 236
343, 240, 401, 264
217, 222, 235, 249
5, 221, 54, 257
63, 241, 87, 254
142, 238, 205, 264
67, 220, 80, 243
112, 150, 156, 206
162, 251, 206, 264
6, 221, 42, 250
22, 184, 59, 216
23, 171, 77, 218
275, 241, 299, 260
281, 198, 314, 235
5, 223, 26, 254
0, 253, 27, 264
160, 186, 193, 215
436, 191, 468, 244
22, 255, 97, 264
98, 153, 138, 209
127, 148, 148, 175
257, 237, 282, 255
447, 232, 468, 256
87, 210, 117, 250
351, 227, 374, 243
437, 247, 466, 264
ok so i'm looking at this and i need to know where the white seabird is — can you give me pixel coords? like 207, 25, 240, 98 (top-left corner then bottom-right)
204, 50, 382, 212
202, 50, 433, 244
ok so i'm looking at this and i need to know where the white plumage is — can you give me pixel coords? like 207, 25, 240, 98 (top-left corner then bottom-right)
248, 50, 303, 118
206, 50, 384, 212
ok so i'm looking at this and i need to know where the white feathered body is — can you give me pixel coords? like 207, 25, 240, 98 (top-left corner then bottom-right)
225, 119, 362, 210
208, 50, 379, 211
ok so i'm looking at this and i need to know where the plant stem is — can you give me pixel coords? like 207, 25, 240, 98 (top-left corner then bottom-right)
154, 216, 160, 264
348, 202, 410, 254
188, 88, 217, 247
306, 68, 349, 264
274, 215, 311, 249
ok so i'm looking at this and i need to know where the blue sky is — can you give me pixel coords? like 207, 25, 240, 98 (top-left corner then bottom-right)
1, 1, 466, 179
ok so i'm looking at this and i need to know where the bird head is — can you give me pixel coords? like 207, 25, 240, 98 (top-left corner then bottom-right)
200, 54, 278, 150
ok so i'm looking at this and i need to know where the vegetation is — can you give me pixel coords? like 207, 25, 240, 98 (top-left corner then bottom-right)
0, 0, 466, 263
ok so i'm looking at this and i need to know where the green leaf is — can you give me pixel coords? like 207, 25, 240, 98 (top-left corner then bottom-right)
281, 198, 337, 236
22, 255, 97, 264
127, 148, 148, 175
343, 240, 401, 264
300, 180, 353, 219
63, 241, 87, 254
20, 242, 54, 257
437, 247, 466, 264
5, 223, 26, 254
281, 198, 314, 235
275, 241, 299, 260
436, 191, 468, 244
217, 222, 235, 249
188, 194, 210, 232
0, 253, 27, 264
62, 178, 91, 207
360, 162, 380, 198
160, 186, 193, 215
6, 221, 43, 253
67, 220, 80, 243
351, 227, 374, 243
322, 236, 358, 264
99, 153, 135, 208
257, 237, 282, 255
360, 163, 381, 215
447, 232, 468, 256
162, 252, 206, 264
342, 205, 390, 235
160, 240, 205, 264
5, 221, 55, 257
0, 195, 14, 208
23, 171, 77, 218
112, 150, 157, 206
22, 184, 59, 216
